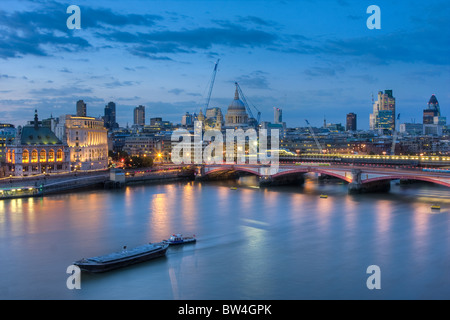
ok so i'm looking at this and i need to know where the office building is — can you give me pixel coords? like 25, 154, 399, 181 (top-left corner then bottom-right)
133, 105, 145, 126
181, 112, 194, 127
104, 101, 118, 129
76, 100, 87, 117
399, 123, 423, 136
370, 90, 396, 132
346, 113, 357, 131
274, 107, 282, 124
423, 94, 444, 125
55, 114, 109, 171
0, 123, 16, 164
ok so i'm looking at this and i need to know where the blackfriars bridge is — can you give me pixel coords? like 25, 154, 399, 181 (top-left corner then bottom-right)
195, 163, 450, 193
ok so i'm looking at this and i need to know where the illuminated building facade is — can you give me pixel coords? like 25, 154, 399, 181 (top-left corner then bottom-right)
225, 85, 249, 128
5, 111, 70, 176
370, 90, 396, 132
55, 115, 108, 171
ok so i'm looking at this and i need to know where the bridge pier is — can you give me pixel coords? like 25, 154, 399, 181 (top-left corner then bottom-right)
194, 165, 206, 181
347, 169, 390, 194
348, 180, 391, 194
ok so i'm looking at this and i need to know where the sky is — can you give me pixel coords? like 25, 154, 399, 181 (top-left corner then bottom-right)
0, 0, 449, 129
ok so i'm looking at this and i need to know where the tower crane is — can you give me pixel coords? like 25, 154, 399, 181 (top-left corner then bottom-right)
305, 119, 323, 153
235, 82, 261, 127
202, 59, 220, 113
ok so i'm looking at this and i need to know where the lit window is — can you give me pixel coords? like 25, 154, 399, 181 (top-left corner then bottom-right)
48, 149, 55, 162
23, 150, 29, 163
57, 149, 63, 161
40, 150, 47, 162
31, 150, 38, 163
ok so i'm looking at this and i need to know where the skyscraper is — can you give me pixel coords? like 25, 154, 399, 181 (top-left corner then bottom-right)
370, 90, 396, 132
133, 105, 145, 126
423, 94, 445, 125
274, 107, 282, 124
346, 113, 357, 131
104, 101, 118, 129
76, 100, 86, 117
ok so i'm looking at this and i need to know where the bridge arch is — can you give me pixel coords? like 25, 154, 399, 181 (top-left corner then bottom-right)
271, 167, 353, 183
363, 175, 450, 188
203, 165, 261, 177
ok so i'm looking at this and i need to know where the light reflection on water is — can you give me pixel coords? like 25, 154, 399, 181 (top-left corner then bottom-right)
0, 177, 449, 299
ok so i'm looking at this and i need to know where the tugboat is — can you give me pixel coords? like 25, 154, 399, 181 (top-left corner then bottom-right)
431, 204, 441, 210
165, 234, 196, 245
320, 194, 328, 199
73, 242, 169, 273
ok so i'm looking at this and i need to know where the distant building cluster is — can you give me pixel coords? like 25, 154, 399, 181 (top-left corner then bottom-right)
0, 86, 448, 177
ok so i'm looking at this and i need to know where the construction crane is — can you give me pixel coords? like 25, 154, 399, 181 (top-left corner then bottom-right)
202, 59, 220, 113
235, 82, 261, 127
391, 113, 400, 155
305, 119, 323, 153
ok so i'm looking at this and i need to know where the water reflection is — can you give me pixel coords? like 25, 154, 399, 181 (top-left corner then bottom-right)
0, 179, 449, 299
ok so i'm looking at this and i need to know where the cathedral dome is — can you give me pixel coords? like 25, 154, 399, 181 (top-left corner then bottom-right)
227, 85, 246, 111
225, 83, 249, 127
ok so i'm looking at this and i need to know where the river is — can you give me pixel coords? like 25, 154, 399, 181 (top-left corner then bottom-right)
0, 175, 449, 300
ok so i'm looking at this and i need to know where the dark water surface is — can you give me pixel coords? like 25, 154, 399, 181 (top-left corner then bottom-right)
0, 176, 449, 299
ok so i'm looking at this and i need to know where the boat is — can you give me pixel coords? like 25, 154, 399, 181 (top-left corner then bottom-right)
73, 242, 169, 273
230, 187, 237, 190
431, 204, 441, 210
164, 234, 196, 245
320, 194, 328, 198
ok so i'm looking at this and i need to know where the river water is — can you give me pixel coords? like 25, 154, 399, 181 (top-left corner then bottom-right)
0, 175, 449, 300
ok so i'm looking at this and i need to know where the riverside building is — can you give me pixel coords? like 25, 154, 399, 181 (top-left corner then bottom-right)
55, 115, 108, 171
5, 111, 70, 176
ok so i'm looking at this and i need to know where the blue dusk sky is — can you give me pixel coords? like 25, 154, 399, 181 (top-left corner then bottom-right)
0, 0, 449, 129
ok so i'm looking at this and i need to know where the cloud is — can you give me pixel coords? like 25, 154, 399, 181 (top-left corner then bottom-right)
29, 86, 93, 96
97, 22, 279, 59
168, 88, 202, 97
304, 67, 338, 77
59, 68, 72, 73
81, 6, 163, 28
0, 1, 163, 59
235, 71, 271, 90
103, 80, 141, 89
320, 31, 450, 65
0, 74, 16, 79
237, 16, 278, 27
168, 88, 184, 95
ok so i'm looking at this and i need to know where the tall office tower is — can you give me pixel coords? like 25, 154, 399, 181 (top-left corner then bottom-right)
181, 112, 194, 126
346, 113, 357, 131
274, 107, 282, 124
133, 105, 145, 126
76, 100, 86, 117
423, 94, 444, 124
370, 90, 396, 132
104, 101, 118, 129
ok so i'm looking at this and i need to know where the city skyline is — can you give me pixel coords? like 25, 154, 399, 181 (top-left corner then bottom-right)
0, 0, 449, 129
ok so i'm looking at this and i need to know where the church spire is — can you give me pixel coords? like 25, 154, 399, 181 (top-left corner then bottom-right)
34, 109, 39, 130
